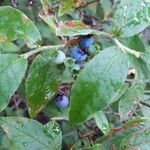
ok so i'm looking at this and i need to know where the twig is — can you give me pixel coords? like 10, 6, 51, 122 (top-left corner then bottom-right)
50, 117, 67, 121
95, 120, 141, 144
96, 31, 142, 58
20, 44, 64, 59
70, 131, 95, 150
139, 100, 150, 108
113, 38, 141, 58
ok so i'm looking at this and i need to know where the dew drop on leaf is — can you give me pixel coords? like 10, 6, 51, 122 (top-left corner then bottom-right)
23, 142, 28, 147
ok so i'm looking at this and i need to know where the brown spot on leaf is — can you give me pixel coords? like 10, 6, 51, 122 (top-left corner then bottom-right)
0, 35, 7, 42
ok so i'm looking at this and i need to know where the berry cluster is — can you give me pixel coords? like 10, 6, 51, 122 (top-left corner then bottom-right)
70, 35, 94, 63
55, 35, 94, 108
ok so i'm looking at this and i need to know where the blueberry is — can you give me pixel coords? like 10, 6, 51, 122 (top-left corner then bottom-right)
55, 95, 69, 108
79, 35, 94, 49
70, 46, 86, 63
53, 51, 66, 64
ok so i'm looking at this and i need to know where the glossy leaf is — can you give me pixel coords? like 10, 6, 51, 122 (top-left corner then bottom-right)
26, 50, 63, 118
93, 111, 110, 136
0, 54, 27, 112
0, 117, 62, 150
69, 46, 129, 126
0, 6, 41, 48
113, 0, 150, 37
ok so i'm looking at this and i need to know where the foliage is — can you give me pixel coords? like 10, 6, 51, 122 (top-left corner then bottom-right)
0, 0, 150, 149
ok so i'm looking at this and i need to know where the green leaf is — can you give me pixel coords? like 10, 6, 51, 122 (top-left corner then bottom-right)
112, 0, 150, 37
118, 81, 145, 120
93, 111, 110, 136
26, 50, 63, 118
121, 35, 150, 79
56, 20, 90, 37
0, 42, 20, 53
0, 117, 62, 150
101, 0, 112, 16
121, 35, 146, 52
0, 54, 27, 112
39, 0, 57, 31
69, 46, 129, 126
58, 0, 85, 16
120, 128, 150, 150
0, 6, 41, 48
58, 0, 75, 17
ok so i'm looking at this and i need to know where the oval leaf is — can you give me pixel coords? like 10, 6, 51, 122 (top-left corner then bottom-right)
0, 117, 62, 150
112, 0, 150, 37
93, 111, 110, 136
69, 46, 129, 126
0, 54, 27, 112
26, 50, 63, 118
0, 6, 41, 48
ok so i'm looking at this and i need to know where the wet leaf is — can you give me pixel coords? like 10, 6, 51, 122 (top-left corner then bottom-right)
26, 50, 63, 118
113, 0, 150, 37
0, 117, 62, 150
69, 46, 129, 126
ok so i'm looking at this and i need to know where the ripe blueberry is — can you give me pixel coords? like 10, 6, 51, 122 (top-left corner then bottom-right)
70, 46, 86, 63
55, 95, 69, 108
79, 35, 94, 49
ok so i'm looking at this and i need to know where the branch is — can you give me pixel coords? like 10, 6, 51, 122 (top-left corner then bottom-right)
139, 100, 150, 108
95, 120, 142, 144
97, 31, 142, 58
20, 44, 64, 59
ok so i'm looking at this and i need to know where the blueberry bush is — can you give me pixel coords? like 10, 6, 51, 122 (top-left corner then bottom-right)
0, 0, 150, 149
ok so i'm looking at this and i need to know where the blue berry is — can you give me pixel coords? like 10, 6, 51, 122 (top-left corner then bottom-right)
70, 46, 86, 63
55, 95, 69, 108
79, 35, 94, 49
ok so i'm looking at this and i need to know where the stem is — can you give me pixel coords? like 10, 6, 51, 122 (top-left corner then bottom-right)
50, 116, 67, 121
113, 38, 141, 58
97, 31, 142, 58
20, 44, 64, 59
139, 100, 150, 108
95, 120, 141, 144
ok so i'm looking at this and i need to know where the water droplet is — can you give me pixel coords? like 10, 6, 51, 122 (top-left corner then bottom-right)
45, 90, 55, 101
23, 142, 28, 147
139, 122, 145, 126
145, 129, 150, 135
